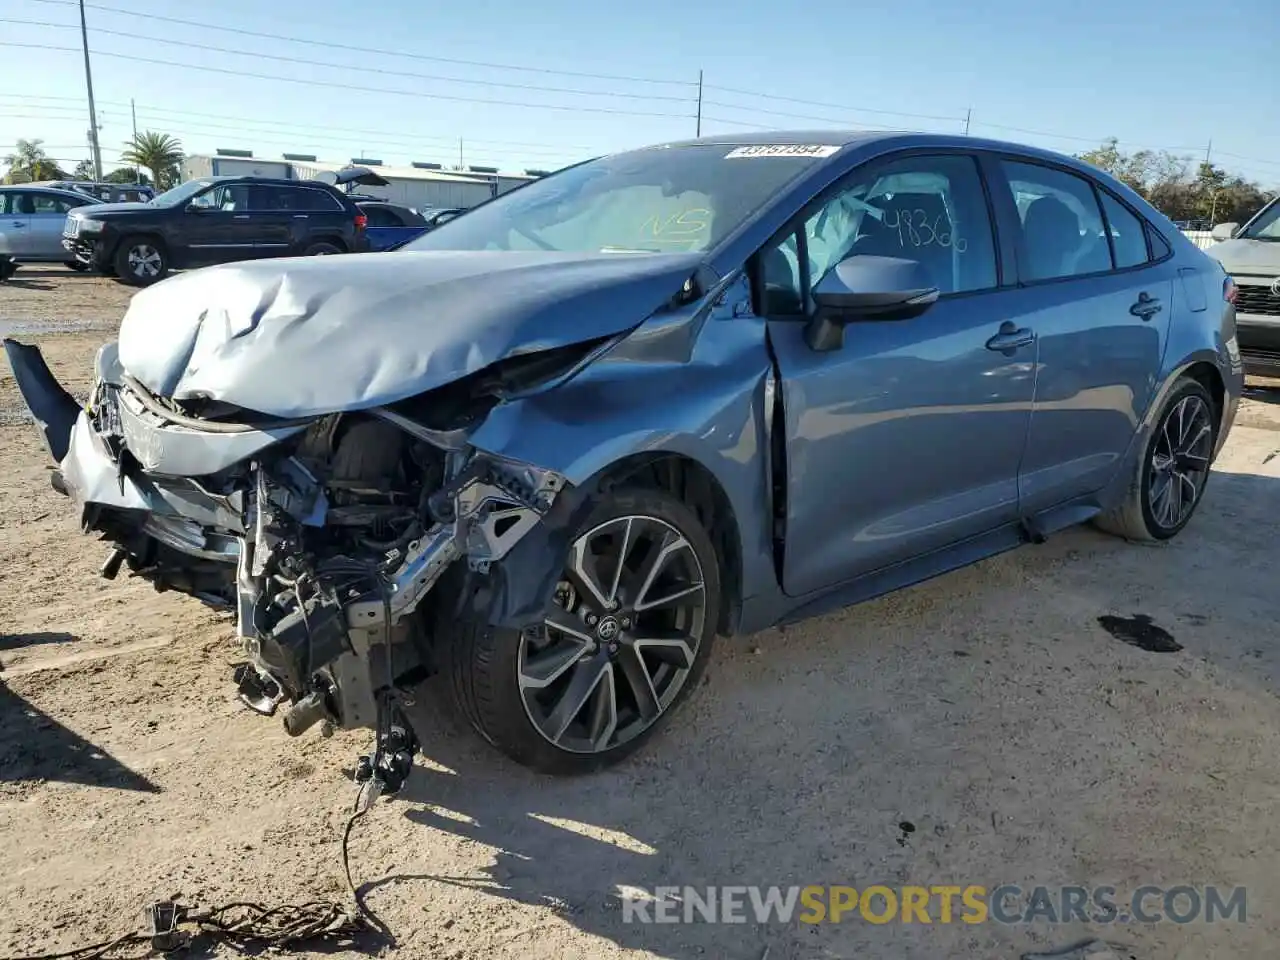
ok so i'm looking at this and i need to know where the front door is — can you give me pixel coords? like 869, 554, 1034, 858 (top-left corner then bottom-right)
760, 153, 1036, 597
991, 160, 1175, 512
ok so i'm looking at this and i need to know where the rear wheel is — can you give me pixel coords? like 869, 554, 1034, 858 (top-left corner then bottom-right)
303, 241, 342, 256
1095, 377, 1217, 541
441, 487, 720, 774
113, 237, 168, 286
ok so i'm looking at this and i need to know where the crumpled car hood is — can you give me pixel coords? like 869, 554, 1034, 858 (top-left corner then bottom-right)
1206, 238, 1280, 274
118, 249, 705, 417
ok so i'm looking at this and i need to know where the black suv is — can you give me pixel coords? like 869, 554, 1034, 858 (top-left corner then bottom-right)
62, 176, 369, 285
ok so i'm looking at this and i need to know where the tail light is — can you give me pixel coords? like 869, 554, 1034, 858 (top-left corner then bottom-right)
354, 213, 367, 231
1223, 276, 1237, 304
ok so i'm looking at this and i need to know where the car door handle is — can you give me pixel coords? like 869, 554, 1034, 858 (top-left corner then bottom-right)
233, 214, 251, 220
1129, 292, 1162, 321
292, 214, 309, 219
986, 322, 1035, 353
10, 221, 26, 228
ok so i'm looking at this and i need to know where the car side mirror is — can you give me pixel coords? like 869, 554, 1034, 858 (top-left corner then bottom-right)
185, 203, 212, 214
805, 255, 939, 352
1210, 222, 1239, 241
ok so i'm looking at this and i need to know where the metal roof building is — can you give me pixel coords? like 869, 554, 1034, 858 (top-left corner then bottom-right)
181, 152, 548, 211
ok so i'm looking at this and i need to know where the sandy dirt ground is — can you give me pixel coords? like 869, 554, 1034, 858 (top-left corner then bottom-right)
2, 267, 1280, 959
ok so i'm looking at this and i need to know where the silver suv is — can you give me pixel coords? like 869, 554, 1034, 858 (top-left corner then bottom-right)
1207, 197, 1280, 373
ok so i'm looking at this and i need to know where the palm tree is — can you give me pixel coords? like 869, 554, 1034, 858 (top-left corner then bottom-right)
120, 131, 184, 189
2, 139, 67, 184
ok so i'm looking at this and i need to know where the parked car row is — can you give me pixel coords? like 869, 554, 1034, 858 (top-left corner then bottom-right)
0, 173, 471, 285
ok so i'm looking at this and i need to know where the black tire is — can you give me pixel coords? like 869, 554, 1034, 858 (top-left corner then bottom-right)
1095, 376, 1218, 542
63, 260, 88, 272
303, 241, 342, 256
440, 487, 721, 774
113, 237, 168, 286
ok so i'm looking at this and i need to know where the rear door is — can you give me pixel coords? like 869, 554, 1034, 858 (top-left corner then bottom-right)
988, 160, 1175, 512
760, 152, 1036, 596
247, 184, 296, 256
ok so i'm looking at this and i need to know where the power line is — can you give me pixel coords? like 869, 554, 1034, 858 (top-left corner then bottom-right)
0, 94, 602, 153
968, 120, 1206, 155
701, 100, 920, 132
0, 18, 698, 104
124, 105, 597, 154
703, 84, 964, 123
24, 0, 697, 87
0, 42, 697, 120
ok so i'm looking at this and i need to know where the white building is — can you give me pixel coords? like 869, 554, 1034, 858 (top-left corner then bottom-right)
181, 152, 548, 211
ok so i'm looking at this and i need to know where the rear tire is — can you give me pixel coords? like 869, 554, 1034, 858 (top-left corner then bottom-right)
113, 237, 168, 286
303, 241, 342, 256
1095, 377, 1217, 541
439, 487, 720, 774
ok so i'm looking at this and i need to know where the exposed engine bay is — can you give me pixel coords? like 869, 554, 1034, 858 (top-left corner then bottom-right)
31, 341, 586, 791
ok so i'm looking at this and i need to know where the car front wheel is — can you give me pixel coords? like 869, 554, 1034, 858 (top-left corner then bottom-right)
114, 238, 168, 286
1096, 376, 1218, 541
440, 487, 720, 774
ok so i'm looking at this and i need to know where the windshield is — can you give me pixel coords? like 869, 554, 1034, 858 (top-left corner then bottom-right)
1241, 198, 1280, 241
403, 143, 835, 254
151, 179, 217, 207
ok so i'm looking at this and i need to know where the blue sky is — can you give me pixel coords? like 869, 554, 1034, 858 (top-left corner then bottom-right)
2, 0, 1277, 187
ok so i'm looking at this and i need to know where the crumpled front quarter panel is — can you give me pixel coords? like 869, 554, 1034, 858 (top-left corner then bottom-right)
117, 250, 703, 417
469, 274, 779, 612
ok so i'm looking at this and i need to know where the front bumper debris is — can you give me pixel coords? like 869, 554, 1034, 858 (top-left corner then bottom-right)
5, 337, 570, 750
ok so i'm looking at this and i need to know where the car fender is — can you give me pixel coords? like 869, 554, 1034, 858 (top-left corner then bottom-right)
464, 272, 779, 630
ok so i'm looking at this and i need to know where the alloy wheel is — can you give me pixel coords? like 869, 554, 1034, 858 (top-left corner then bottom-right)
1148, 394, 1213, 531
518, 515, 707, 755
127, 244, 162, 279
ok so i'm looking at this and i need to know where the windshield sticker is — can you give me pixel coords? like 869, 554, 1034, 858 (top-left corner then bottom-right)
641, 208, 711, 239
725, 144, 840, 160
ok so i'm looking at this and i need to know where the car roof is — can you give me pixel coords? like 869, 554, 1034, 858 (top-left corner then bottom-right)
636, 128, 1097, 170
0, 184, 104, 201
201, 175, 336, 188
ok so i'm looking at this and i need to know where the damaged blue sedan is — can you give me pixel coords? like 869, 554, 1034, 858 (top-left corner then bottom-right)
4, 131, 1243, 779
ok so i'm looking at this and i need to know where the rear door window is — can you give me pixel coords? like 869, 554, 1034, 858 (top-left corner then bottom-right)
362, 205, 400, 227
1000, 161, 1111, 281
253, 185, 298, 211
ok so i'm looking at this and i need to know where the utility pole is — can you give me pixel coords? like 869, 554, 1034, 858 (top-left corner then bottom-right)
79, 0, 103, 181
458, 137, 463, 169
1203, 140, 1215, 227
964, 108, 972, 136
696, 69, 703, 137
131, 98, 139, 182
